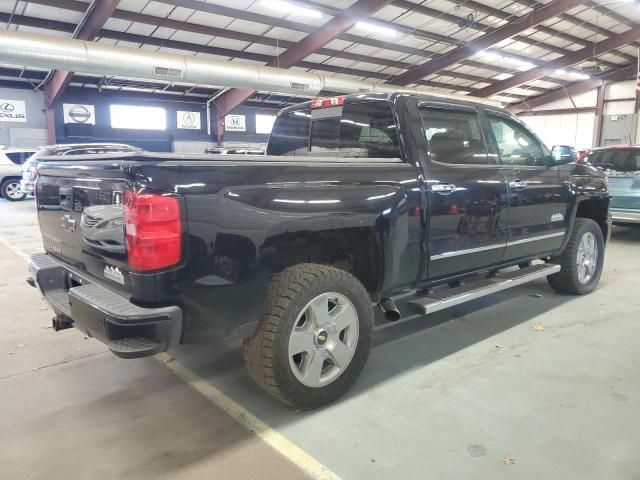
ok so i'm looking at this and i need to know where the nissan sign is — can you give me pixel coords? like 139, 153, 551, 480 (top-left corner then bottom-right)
63, 104, 96, 125
0, 100, 27, 123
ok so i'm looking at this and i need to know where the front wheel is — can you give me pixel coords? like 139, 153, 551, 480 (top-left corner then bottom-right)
547, 218, 605, 294
243, 264, 373, 410
1, 179, 26, 201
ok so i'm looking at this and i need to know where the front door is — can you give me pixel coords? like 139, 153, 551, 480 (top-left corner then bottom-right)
419, 103, 509, 280
484, 111, 569, 260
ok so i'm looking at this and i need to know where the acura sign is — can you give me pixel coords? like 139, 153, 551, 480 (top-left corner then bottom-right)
63, 104, 96, 125
177, 110, 201, 129
0, 100, 27, 123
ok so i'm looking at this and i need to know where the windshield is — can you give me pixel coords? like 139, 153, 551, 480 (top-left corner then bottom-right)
586, 149, 640, 173
267, 100, 401, 159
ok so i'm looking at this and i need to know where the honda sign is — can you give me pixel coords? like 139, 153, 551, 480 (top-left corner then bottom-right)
224, 114, 246, 132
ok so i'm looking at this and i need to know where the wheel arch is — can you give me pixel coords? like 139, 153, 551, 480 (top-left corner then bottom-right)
574, 196, 611, 243
263, 227, 384, 295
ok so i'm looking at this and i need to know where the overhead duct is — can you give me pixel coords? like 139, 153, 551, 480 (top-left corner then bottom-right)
0, 30, 498, 105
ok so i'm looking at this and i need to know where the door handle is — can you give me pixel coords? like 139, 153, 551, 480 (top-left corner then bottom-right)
509, 180, 527, 190
431, 183, 456, 194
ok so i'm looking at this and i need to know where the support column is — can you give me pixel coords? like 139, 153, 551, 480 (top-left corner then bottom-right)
216, 110, 224, 147
45, 107, 56, 145
594, 84, 605, 147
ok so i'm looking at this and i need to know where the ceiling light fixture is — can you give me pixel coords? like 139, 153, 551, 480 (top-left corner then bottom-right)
355, 21, 398, 37
479, 51, 503, 62
261, 0, 322, 18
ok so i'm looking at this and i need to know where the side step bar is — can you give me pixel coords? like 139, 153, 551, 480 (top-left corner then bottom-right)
408, 264, 560, 315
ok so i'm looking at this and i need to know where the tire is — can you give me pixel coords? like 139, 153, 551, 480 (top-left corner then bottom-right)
547, 218, 605, 295
1, 178, 26, 201
243, 263, 373, 410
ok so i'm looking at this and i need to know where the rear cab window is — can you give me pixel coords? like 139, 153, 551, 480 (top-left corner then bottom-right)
267, 98, 401, 159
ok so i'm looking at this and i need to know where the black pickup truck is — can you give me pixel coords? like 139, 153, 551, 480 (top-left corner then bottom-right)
27, 92, 610, 409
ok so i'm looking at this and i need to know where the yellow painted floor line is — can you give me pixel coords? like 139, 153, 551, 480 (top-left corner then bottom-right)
0, 234, 28, 260
156, 352, 342, 480
0, 233, 340, 480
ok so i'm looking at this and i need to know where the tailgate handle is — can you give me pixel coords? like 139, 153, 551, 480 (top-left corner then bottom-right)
59, 186, 74, 211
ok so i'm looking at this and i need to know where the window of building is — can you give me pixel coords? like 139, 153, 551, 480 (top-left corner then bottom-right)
256, 114, 277, 134
110, 105, 166, 130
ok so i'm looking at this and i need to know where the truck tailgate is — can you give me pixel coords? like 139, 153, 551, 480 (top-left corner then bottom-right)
36, 160, 130, 290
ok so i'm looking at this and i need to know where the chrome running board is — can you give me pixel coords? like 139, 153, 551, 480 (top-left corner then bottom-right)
408, 264, 561, 315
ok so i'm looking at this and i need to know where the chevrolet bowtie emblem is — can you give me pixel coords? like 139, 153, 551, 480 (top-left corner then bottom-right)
61, 214, 77, 232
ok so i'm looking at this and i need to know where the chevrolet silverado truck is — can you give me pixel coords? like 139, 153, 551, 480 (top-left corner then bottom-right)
27, 92, 611, 409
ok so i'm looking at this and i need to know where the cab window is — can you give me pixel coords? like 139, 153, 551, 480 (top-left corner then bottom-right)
266, 100, 401, 159
487, 114, 549, 166
420, 107, 491, 165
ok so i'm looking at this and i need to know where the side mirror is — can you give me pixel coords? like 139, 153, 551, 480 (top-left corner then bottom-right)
550, 145, 577, 165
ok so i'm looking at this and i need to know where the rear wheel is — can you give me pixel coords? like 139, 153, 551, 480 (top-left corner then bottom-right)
1, 179, 26, 201
243, 264, 373, 410
547, 218, 604, 294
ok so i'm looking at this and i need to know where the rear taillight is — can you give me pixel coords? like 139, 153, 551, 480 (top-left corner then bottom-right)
124, 189, 182, 271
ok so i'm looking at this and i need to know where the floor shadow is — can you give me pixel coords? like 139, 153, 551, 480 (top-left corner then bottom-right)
172, 277, 579, 418
610, 224, 640, 243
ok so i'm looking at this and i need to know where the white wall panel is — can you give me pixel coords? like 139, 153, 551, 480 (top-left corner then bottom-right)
521, 112, 595, 150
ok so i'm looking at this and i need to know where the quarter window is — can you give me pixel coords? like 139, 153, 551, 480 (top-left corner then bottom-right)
488, 114, 548, 166
420, 107, 490, 165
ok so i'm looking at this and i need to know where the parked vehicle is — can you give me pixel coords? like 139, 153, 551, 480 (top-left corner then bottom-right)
20, 143, 144, 196
0, 148, 37, 201
579, 145, 640, 224
27, 92, 611, 409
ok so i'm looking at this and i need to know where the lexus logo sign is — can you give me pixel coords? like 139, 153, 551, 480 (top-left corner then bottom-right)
177, 110, 201, 129
0, 100, 27, 123
63, 104, 96, 125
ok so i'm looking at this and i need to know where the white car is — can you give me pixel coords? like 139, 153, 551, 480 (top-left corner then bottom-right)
0, 148, 37, 201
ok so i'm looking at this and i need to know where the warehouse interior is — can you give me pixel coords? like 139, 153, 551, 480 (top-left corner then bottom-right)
1, 1, 640, 479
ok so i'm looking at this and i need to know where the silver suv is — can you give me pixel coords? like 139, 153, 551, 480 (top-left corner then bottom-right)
0, 148, 38, 201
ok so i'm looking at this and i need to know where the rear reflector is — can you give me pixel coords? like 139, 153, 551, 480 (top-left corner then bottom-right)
124, 189, 181, 271
311, 96, 345, 109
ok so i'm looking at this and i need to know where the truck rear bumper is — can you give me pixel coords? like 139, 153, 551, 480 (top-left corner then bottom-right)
27, 252, 182, 359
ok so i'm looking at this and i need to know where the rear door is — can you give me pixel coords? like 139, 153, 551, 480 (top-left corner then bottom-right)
420, 102, 509, 280
483, 110, 569, 260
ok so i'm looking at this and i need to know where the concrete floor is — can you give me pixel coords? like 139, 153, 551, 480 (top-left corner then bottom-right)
1, 198, 639, 480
